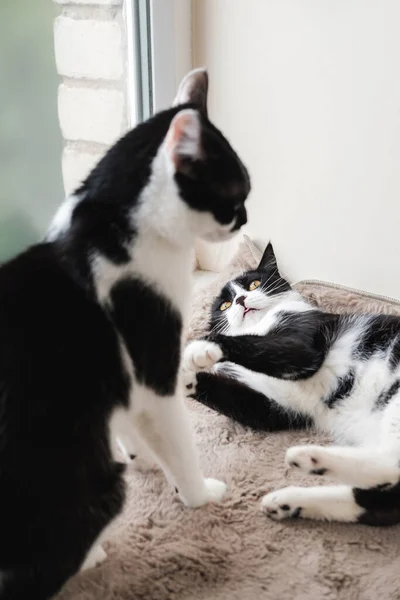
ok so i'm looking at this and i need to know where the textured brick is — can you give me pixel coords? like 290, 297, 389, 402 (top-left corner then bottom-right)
58, 84, 124, 144
62, 147, 105, 196
54, 17, 123, 80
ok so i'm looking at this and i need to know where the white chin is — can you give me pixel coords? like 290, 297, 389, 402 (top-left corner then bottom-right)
242, 310, 264, 326
201, 230, 237, 243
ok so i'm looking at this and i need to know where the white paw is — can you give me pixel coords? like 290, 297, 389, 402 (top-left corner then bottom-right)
203, 477, 227, 503
261, 487, 303, 521
181, 478, 227, 508
81, 545, 107, 572
183, 340, 223, 372
285, 445, 330, 476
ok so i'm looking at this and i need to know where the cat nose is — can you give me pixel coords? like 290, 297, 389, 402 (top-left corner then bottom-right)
236, 295, 246, 306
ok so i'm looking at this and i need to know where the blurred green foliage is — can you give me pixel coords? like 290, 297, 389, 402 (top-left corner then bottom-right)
0, 0, 63, 261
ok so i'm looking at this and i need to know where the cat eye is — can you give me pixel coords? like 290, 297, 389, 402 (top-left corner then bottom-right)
219, 301, 232, 311
249, 280, 261, 291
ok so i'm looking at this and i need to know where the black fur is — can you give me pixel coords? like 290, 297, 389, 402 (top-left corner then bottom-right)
0, 75, 251, 598
194, 372, 313, 432
323, 369, 356, 409
389, 336, 400, 370
355, 315, 400, 359
57, 104, 250, 292
175, 114, 250, 228
354, 482, 400, 526
0, 244, 128, 599
110, 278, 182, 396
209, 311, 336, 381
375, 379, 400, 410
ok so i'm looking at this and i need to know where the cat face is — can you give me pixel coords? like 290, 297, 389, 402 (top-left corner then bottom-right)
210, 244, 292, 335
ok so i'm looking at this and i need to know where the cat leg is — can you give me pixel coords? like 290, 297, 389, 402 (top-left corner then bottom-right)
131, 386, 227, 507
285, 445, 400, 488
188, 371, 311, 432
117, 435, 158, 471
261, 485, 363, 523
110, 408, 156, 470
286, 392, 400, 488
183, 342, 316, 416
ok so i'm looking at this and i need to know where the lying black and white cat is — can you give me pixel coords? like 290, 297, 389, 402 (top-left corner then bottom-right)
183, 243, 400, 527
0, 69, 250, 600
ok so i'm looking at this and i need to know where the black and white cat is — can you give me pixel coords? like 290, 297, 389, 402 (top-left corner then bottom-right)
0, 69, 250, 600
183, 243, 400, 527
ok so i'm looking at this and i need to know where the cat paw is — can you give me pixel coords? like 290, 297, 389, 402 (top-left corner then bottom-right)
180, 478, 227, 507
183, 340, 223, 372
117, 438, 158, 471
261, 487, 303, 521
182, 341, 223, 397
203, 477, 227, 503
285, 445, 330, 476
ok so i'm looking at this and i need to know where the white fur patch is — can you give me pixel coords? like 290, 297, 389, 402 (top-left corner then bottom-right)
46, 194, 82, 241
183, 340, 223, 372
223, 286, 310, 336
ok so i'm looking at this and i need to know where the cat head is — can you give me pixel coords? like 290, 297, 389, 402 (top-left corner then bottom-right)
65, 68, 250, 251
167, 68, 250, 241
210, 243, 294, 335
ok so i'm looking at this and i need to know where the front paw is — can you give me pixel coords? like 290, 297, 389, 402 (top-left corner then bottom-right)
183, 340, 223, 372
180, 478, 227, 507
203, 478, 227, 503
261, 487, 303, 520
285, 445, 330, 476
182, 341, 223, 397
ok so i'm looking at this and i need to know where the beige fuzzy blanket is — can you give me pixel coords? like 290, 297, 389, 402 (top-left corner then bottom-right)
57, 237, 400, 600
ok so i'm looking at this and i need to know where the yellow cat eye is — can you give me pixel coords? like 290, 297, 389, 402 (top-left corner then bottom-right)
249, 280, 261, 291
219, 300, 232, 311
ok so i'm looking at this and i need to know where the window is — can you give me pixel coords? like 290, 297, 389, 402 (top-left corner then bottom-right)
0, 0, 63, 261
0, 0, 191, 262
127, 0, 192, 123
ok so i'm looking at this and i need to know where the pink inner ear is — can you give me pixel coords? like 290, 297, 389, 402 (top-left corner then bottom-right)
166, 113, 190, 152
165, 110, 200, 168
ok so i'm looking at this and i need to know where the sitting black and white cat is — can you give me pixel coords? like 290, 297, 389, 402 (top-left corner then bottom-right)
0, 69, 250, 600
183, 243, 400, 527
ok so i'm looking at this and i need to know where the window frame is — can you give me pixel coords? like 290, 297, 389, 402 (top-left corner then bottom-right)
125, 0, 192, 125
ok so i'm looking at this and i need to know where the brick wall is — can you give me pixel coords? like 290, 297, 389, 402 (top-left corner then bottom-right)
54, 0, 128, 196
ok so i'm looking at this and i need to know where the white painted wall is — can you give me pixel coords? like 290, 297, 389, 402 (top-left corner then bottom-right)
193, 0, 400, 299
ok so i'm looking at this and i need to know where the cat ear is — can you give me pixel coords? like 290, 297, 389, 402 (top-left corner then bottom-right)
165, 109, 202, 171
173, 68, 208, 116
258, 242, 278, 271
